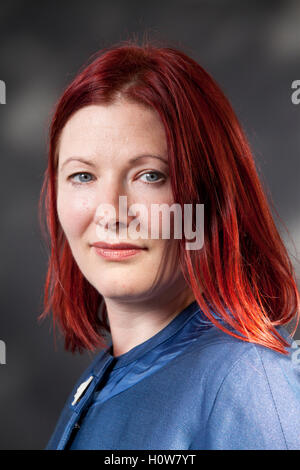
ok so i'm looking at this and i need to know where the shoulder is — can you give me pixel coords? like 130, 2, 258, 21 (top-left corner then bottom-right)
185, 324, 300, 449
181, 321, 297, 378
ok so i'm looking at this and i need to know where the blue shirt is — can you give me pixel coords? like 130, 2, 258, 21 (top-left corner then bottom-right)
46, 300, 300, 450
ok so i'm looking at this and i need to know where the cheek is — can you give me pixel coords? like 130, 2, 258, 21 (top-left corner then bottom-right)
57, 190, 95, 239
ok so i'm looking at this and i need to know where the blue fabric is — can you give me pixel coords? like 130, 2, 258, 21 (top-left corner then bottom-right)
45, 300, 300, 450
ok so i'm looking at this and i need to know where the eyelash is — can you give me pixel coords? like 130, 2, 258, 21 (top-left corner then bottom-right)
67, 171, 166, 186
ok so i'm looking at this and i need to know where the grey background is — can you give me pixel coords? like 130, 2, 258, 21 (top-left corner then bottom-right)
0, 0, 299, 450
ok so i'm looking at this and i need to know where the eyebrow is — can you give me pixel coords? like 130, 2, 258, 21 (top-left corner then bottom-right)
60, 154, 168, 170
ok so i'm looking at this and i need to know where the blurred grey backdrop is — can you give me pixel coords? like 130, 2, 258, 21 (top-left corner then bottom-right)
0, 0, 299, 450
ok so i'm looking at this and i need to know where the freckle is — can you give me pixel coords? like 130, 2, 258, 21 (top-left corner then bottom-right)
81, 200, 90, 209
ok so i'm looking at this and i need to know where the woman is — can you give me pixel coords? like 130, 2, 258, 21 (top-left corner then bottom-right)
39, 40, 300, 450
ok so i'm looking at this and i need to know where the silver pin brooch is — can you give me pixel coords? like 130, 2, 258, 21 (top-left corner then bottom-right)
71, 375, 94, 406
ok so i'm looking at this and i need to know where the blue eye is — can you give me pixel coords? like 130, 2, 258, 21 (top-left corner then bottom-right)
67, 171, 166, 186
69, 172, 94, 184
139, 171, 165, 184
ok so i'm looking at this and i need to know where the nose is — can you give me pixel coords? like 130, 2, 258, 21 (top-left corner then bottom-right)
93, 177, 130, 236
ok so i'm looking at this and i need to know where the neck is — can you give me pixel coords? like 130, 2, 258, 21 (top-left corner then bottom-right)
104, 286, 197, 357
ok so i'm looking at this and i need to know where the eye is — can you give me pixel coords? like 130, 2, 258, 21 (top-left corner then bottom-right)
68, 172, 95, 185
138, 171, 166, 184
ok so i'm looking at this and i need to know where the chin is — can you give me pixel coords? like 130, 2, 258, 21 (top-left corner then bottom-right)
91, 279, 146, 299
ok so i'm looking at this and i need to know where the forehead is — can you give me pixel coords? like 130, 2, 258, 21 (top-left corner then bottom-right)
58, 102, 167, 161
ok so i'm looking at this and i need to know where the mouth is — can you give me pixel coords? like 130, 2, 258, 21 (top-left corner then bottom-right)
91, 242, 147, 261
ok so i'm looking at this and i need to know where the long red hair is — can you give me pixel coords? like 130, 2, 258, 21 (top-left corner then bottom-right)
39, 39, 299, 354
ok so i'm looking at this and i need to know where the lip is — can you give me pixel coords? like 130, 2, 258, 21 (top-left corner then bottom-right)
91, 241, 146, 250
91, 241, 146, 261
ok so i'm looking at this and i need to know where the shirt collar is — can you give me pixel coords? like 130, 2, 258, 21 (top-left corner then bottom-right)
92, 299, 202, 375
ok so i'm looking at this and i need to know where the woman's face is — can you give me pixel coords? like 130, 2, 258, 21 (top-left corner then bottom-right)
56, 100, 188, 303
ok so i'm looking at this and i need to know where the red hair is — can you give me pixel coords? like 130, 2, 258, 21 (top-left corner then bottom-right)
39, 38, 300, 354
